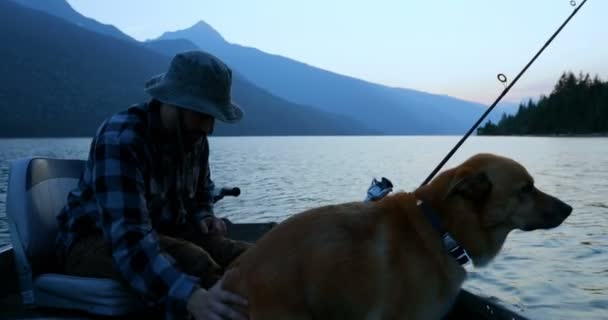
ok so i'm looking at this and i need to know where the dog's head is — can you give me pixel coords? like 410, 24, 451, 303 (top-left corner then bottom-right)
415, 153, 572, 266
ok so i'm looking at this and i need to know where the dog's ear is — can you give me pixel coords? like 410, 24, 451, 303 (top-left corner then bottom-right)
445, 169, 492, 202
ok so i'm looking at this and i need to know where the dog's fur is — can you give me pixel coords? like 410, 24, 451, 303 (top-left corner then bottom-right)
223, 153, 572, 319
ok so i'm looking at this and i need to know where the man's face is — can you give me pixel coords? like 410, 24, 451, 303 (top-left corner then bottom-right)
161, 104, 215, 145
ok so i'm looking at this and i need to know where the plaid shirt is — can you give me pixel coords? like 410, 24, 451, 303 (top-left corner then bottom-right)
56, 101, 215, 318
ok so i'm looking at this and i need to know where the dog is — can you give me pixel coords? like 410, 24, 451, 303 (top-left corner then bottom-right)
223, 153, 572, 319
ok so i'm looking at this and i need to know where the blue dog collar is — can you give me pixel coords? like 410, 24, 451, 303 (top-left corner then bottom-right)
417, 200, 471, 266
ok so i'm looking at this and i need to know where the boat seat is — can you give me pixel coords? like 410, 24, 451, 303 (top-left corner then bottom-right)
6, 157, 146, 316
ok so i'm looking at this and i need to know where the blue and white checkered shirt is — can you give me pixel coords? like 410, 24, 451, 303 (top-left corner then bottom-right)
56, 101, 215, 318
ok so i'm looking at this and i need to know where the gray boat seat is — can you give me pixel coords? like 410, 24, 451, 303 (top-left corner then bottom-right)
6, 157, 146, 316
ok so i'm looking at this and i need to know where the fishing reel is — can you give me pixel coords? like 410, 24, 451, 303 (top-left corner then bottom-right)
364, 177, 394, 202
212, 187, 241, 203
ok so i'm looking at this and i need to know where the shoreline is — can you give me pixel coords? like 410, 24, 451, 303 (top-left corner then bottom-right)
478, 133, 608, 138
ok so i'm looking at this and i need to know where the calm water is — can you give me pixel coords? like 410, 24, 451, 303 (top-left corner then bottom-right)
1, 136, 607, 319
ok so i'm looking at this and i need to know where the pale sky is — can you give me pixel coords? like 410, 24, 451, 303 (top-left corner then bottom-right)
67, 0, 607, 105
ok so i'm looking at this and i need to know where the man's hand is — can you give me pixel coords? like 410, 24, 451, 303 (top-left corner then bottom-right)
200, 216, 227, 236
187, 269, 248, 320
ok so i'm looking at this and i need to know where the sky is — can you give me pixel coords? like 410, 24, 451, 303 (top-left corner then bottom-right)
66, 0, 607, 106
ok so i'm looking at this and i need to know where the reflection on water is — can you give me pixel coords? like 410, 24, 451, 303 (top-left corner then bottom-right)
1, 136, 607, 319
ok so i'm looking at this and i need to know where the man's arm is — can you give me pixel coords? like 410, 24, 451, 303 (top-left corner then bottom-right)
93, 133, 199, 317
192, 137, 215, 221
193, 164, 215, 221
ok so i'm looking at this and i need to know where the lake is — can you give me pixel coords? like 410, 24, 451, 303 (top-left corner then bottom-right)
1, 136, 606, 319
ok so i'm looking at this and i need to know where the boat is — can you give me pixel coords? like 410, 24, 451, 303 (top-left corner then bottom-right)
0, 157, 529, 319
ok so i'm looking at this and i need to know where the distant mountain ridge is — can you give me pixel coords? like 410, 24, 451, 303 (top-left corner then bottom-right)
156, 21, 494, 134
5, 0, 517, 136
156, 21, 228, 50
0, 0, 376, 137
144, 39, 200, 57
11, 0, 134, 42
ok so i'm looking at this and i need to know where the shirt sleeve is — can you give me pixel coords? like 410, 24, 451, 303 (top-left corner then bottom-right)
192, 163, 215, 221
93, 133, 199, 317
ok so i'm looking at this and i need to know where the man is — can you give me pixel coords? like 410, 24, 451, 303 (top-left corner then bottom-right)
55, 51, 250, 320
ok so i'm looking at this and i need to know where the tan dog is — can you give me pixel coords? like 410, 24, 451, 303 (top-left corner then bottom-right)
223, 153, 572, 319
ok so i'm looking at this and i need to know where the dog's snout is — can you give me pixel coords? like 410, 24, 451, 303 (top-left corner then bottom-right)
543, 192, 572, 218
520, 193, 573, 231
558, 200, 573, 217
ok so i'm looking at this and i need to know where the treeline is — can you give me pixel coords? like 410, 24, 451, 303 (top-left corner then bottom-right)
478, 72, 608, 135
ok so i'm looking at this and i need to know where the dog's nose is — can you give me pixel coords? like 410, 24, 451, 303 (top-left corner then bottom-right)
558, 200, 573, 216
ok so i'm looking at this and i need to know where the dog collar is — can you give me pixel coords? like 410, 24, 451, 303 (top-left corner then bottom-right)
417, 200, 471, 266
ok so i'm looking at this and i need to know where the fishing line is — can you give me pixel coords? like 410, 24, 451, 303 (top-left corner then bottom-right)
420, 0, 588, 187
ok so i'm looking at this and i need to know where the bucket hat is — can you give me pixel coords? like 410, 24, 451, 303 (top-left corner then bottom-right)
144, 50, 243, 122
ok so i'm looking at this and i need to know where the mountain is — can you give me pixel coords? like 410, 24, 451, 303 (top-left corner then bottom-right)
10, 0, 134, 42
156, 21, 491, 134
12, 0, 498, 135
144, 39, 200, 57
0, 0, 376, 137
155, 21, 228, 51
495, 101, 520, 117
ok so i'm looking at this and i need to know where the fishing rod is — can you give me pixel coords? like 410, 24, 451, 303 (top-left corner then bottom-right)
419, 0, 589, 187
